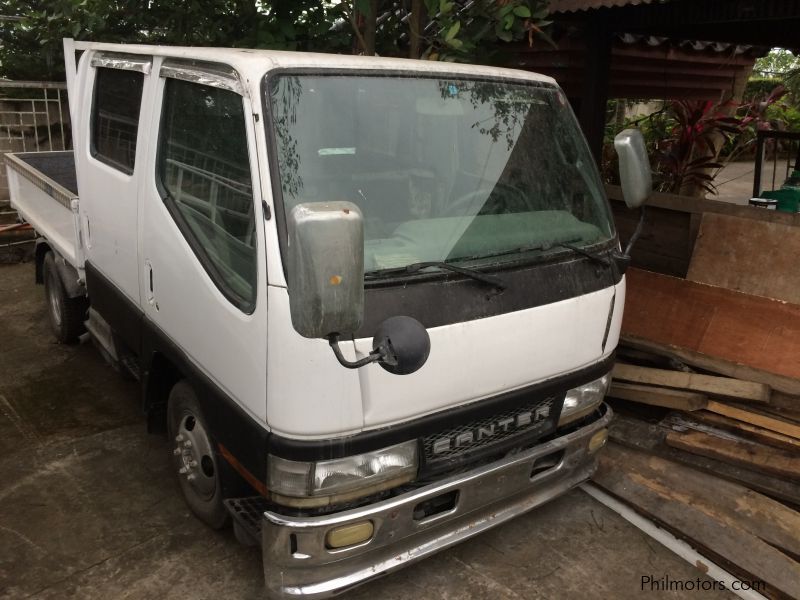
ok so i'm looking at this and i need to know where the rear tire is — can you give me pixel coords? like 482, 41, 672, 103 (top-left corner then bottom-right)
167, 380, 229, 529
43, 251, 87, 344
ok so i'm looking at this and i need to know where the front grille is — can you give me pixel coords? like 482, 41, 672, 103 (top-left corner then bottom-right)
421, 395, 560, 472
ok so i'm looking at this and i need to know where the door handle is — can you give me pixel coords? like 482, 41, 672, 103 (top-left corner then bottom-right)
145, 260, 157, 309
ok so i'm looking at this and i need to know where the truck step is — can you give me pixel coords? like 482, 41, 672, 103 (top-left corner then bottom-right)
119, 351, 141, 381
225, 496, 269, 547
86, 308, 119, 362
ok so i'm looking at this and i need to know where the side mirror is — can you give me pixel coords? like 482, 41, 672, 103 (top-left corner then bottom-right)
286, 201, 364, 339
614, 129, 652, 209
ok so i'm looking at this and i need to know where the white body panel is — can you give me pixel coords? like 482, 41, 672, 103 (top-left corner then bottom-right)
266, 286, 364, 437
7, 167, 78, 266
356, 279, 625, 429
266, 279, 624, 439
138, 60, 269, 424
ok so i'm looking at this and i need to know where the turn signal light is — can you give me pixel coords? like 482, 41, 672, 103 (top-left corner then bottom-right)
325, 521, 374, 549
588, 429, 609, 454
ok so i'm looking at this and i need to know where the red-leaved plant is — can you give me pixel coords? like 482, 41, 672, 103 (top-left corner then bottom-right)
656, 86, 787, 196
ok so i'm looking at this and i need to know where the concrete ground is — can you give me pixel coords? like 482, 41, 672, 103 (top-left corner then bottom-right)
0, 261, 734, 600
714, 159, 785, 205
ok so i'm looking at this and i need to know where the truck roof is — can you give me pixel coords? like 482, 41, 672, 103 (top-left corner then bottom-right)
69, 40, 557, 88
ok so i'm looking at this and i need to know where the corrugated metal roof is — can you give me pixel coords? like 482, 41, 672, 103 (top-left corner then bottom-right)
549, 0, 663, 13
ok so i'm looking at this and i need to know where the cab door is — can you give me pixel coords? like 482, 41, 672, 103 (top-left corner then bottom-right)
80, 53, 152, 322
139, 60, 268, 423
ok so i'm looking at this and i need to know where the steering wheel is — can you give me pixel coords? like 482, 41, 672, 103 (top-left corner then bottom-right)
444, 182, 530, 217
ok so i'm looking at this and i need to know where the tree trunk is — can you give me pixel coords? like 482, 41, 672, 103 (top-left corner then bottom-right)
409, 0, 424, 59
364, 0, 379, 56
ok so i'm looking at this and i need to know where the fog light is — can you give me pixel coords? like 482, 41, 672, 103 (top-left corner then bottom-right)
325, 521, 374, 549
588, 429, 609, 454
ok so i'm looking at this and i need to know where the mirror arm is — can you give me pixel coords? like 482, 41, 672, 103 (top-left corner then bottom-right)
624, 206, 646, 257
328, 334, 396, 369
609, 206, 646, 277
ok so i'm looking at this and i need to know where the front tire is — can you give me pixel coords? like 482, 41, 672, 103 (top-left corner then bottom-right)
43, 251, 87, 344
167, 380, 228, 529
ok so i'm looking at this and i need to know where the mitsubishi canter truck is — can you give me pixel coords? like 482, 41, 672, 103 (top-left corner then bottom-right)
6, 39, 651, 598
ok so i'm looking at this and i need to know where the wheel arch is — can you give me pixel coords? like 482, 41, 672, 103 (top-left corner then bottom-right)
142, 351, 184, 434
34, 239, 51, 284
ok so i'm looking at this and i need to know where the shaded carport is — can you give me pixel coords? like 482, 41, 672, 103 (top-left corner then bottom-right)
520, 0, 800, 160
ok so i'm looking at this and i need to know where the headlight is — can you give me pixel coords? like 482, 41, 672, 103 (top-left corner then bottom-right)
268, 440, 418, 507
559, 373, 611, 426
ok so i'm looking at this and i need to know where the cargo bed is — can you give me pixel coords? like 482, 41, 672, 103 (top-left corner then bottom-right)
5, 151, 82, 269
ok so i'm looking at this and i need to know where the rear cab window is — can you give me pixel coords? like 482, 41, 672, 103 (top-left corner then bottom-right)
90, 65, 145, 174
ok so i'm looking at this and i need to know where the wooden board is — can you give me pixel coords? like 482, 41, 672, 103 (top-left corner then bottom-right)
707, 400, 800, 439
610, 199, 693, 277
609, 415, 800, 506
613, 362, 769, 403
594, 443, 800, 597
607, 184, 800, 228
687, 212, 800, 304
690, 411, 800, 453
622, 268, 800, 392
769, 391, 800, 415
622, 335, 800, 396
608, 382, 707, 411
665, 430, 800, 482
598, 442, 800, 560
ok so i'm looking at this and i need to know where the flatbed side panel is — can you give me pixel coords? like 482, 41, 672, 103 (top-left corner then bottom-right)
5, 152, 80, 268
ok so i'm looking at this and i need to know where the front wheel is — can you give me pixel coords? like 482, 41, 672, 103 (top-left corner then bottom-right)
43, 251, 87, 344
167, 380, 228, 529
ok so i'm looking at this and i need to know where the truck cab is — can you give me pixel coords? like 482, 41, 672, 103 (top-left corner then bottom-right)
5, 39, 650, 599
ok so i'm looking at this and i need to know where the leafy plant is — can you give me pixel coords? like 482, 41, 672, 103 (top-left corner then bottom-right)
0, 0, 553, 81
654, 100, 740, 195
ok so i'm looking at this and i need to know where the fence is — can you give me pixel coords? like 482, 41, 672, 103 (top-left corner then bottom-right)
0, 81, 70, 203
752, 130, 800, 198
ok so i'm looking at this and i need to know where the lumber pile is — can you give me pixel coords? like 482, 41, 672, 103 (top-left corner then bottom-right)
594, 444, 800, 599
596, 355, 800, 597
599, 210, 800, 595
608, 359, 800, 494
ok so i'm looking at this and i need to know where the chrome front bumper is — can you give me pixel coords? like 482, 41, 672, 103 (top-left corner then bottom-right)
262, 405, 613, 599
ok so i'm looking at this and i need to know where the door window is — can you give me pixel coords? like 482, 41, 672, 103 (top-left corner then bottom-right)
157, 77, 257, 312
91, 67, 144, 173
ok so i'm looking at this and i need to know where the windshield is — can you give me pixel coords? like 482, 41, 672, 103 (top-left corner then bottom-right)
267, 73, 614, 276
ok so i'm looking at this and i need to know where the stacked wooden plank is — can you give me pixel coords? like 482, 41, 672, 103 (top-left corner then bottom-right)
596, 358, 800, 596
592, 203, 800, 595
594, 444, 800, 599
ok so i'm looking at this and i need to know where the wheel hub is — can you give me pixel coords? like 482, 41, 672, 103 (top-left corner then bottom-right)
47, 273, 62, 327
173, 413, 216, 500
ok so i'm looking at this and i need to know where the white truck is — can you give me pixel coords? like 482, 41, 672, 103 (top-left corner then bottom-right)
6, 39, 650, 598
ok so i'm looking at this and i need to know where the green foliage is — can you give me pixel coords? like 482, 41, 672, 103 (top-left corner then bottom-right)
766, 103, 800, 132
0, 0, 552, 80
744, 77, 784, 102
0, 0, 149, 80
754, 48, 800, 78
753, 48, 800, 101
423, 0, 553, 62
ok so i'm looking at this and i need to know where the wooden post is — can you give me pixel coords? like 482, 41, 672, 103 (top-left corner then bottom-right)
578, 12, 612, 165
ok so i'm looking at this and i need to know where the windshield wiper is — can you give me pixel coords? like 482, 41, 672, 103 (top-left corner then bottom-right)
366, 261, 506, 290
553, 242, 611, 267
